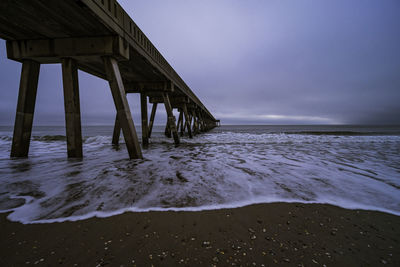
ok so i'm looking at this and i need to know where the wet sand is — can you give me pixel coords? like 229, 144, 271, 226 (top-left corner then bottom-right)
0, 203, 399, 266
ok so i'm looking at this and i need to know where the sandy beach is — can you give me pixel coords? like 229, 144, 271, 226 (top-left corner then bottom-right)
0, 202, 398, 266
1, 0, 400, 266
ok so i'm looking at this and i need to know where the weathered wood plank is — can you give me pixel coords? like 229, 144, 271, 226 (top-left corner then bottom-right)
188, 113, 193, 130
112, 114, 120, 145
103, 56, 142, 159
164, 120, 171, 138
180, 111, 185, 136
148, 103, 157, 138
125, 81, 171, 93
2, 0, 218, 160
182, 103, 193, 138
0, 0, 110, 40
177, 110, 183, 136
62, 58, 83, 158
149, 96, 187, 104
191, 110, 198, 135
10, 60, 40, 157
140, 92, 149, 148
190, 110, 195, 135
7, 36, 129, 63
197, 110, 204, 132
162, 92, 180, 145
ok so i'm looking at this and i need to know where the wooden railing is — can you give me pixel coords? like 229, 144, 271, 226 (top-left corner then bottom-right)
83, 0, 216, 121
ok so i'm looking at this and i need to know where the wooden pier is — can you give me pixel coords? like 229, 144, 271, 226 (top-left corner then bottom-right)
0, 0, 218, 159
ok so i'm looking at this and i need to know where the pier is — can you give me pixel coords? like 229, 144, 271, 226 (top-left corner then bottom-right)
0, 0, 218, 159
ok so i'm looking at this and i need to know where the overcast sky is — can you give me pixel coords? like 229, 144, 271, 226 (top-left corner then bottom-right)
1, 0, 399, 125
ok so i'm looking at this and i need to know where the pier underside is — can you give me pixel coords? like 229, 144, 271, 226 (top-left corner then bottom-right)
0, 0, 218, 159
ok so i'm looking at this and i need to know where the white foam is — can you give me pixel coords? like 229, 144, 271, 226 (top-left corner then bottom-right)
0, 130, 399, 224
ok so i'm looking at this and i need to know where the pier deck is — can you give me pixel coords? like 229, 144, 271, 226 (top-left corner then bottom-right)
0, 0, 218, 159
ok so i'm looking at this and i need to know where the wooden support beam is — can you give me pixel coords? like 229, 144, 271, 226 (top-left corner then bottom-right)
148, 103, 157, 138
103, 56, 142, 159
61, 58, 83, 158
149, 96, 188, 104
189, 111, 194, 135
112, 114, 121, 145
191, 110, 198, 135
195, 115, 199, 134
125, 81, 173, 93
196, 110, 202, 132
198, 111, 205, 132
200, 112, 205, 132
182, 103, 193, 138
180, 111, 184, 136
164, 120, 171, 138
10, 60, 40, 157
195, 111, 200, 134
177, 110, 184, 136
140, 92, 149, 148
7, 36, 129, 63
162, 92, 180, 145
188, 113, 193, 130
176, 111, 182, 132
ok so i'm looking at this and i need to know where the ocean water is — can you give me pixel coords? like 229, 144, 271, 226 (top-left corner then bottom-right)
0, 125, 399, 224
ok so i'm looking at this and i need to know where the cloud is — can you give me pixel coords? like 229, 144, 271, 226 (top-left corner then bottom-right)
215, 112, 337, 125
1, 0, 400, 125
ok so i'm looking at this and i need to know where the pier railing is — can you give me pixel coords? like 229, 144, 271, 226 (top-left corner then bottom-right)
83, 0, 215, 121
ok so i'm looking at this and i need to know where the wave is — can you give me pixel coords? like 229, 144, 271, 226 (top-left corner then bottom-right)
285, 131, 400, 136
5, 199, 400, 225
0, 128, 399, 146
0, 128, 399, 224
32, 135, 66, 141
0, 136, 12, 142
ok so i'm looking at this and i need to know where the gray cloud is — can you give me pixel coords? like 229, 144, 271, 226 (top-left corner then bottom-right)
1, 0, 400, 125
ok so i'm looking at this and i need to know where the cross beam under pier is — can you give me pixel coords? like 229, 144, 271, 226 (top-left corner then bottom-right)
8, 36, 143, 159
1, 0, 219, 159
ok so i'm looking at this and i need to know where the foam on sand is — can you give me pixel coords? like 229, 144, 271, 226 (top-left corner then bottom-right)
0, 126, 399, 224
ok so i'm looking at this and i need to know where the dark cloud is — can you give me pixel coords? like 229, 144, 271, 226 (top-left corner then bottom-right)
1, 0, 400, 125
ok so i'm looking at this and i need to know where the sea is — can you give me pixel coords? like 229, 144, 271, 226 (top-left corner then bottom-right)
0, 125, 399, 224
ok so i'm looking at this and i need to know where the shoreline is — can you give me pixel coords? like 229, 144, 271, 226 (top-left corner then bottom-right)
1, 202, 399, 266
4, 200, 400, 225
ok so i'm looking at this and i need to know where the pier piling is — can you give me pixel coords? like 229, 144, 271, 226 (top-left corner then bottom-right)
182, 103, 193, 138
148, 103, 157, 138
112, 115, 121, 145
61, 58, 83, 158
163, 92, 180, 145
104, 56, 142, 159
2, 0, 218, 159
140, 92, 149, 148
10, 60, 40, 158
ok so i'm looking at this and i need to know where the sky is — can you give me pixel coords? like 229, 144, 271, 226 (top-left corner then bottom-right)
0, 0, 399, 125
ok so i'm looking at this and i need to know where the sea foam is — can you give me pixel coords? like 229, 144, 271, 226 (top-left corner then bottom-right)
0, 126, 399, 224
